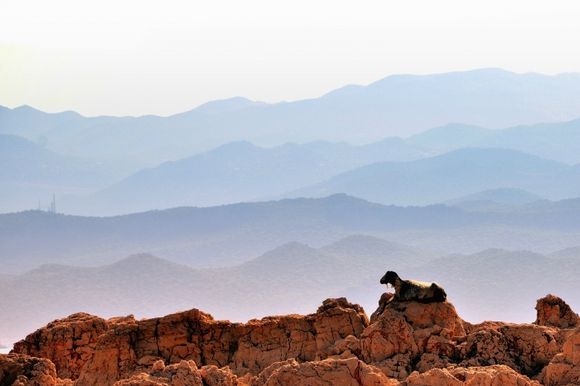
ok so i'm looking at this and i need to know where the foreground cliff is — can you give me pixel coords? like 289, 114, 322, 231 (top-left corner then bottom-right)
2, 294, 579, 385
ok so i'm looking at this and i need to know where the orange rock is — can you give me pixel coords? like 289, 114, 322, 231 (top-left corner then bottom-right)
361, 298, 465, 379
12, 312, 109, 380
14, 298, 368, 385
0, 353, 72, 386
112, 360, 204, 386
252, 357, 398, 386
404, 365, 541, 385
535, 294, 579, 329
540, 328, 580, 386
200, 365, 240, 385
370, 292, 394, 323
8, 294, 580, 386
459, 322, 562, 376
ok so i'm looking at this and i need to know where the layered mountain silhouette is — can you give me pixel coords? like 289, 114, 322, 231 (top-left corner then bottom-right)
4, 69, 580, 167
409, 118, 580, 164
444, 188, 544, 212
4, 68, 580, 215
61, 146, 580, 215
3, 139, 579, 216
290, 148, 580, 205
0, 134, 112, 212
3, 195, 580, 274
67, 139, 427, 214
0, 195, 470, 273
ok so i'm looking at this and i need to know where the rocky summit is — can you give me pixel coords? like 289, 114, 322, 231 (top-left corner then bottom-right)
1, 295, 579, 386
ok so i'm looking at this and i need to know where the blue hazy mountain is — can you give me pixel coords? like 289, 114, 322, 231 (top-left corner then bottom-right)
0, 134, 112, 212
62, 139, 579, 215
290, 148, 580, 205
0, 194, 472, 273
4, 130, 580, 215
193, 96, 269, 114
4, 194, 580, 274
4, 69, 580, 167
407, 118, 580, 164
68, 139, 427, 214
407, 123, 493, 151
478, 119, 580, 164
444, 188, 544, 212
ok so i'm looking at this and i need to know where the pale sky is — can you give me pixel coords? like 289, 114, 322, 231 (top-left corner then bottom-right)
1, 0, 580, 116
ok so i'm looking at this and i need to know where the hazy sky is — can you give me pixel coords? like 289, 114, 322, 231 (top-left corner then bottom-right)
1, 0, 580, 116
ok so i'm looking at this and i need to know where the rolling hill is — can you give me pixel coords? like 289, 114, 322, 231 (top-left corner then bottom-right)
0, 195, 473, 273
444, 188, 544, 212
0, 134, 112, 212
3, 194, 580, 274
66, 139, 427, 214
408, 118, 580, 164
290, 148, 580, 205
60, 144, 580, 215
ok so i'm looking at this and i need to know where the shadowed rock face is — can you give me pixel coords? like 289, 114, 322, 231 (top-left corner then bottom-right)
0, 353, 72, 386
3, 295, 579, 385
540, 328, 580, 386
11, 312, 108, 380
535, 294, 579, 329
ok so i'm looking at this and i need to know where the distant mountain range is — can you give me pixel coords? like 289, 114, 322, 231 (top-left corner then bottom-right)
409, 118, 580, 164
1, 240, 578, 347
0, 195, 471, 273
59, 145, 580, 215
4, 134, 580, 214
65, 139, 428, 214
444, 188, 544, 212
3, 194, 580, 274
4, 68, 580, 167
290, 148, 580, 205
0, 134, 113, 212
4, 68, 580, 214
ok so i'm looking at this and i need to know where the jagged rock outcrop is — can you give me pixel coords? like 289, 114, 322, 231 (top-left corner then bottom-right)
5, 294, 579, 386
110, 360, 242, 386
12, 313, 108, 379
251, 357, 398, 385
458, 322, 562, 376
540, 328, 580, 386
404, 365, 541, 385
360, 298, 466, 379
535, 295, 579, 329
112, 361, 203, 386
13, 298, 368, 385
0, 353, 72, 386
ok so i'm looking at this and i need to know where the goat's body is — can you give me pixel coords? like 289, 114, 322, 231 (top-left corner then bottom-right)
381, 271, 447, 303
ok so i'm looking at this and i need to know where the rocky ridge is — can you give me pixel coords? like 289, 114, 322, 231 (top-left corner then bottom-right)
1, 295, 579, 385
